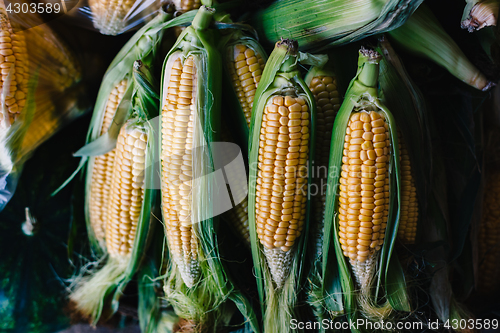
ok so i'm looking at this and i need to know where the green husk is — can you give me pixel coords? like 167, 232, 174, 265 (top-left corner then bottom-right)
250, 0, 424, 52
388, 4, 493, 91
462, 0, 499, 32
322, 48, 410, 329
247, 38, 316, 333
159, 7, 259, 333
68, 62, 159, 325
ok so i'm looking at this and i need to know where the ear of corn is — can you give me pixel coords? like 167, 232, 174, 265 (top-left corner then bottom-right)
54, 10, 173, 250
219, 126, 251, 246
304, 63, 342, 261
217, 28, 267, 248
303, 60, 345, 321
0, 1, 29, 130
220, 32, 267, 147
377, 36, 428, 248
88, 0, 161, 35
250, 0, 424, 52
69, 61, 158, 324
160, 7, 259, 333
247, 38, 316, 333
388, 4, 492, 91
323, 48, 411, 322
462, 0, 499, 31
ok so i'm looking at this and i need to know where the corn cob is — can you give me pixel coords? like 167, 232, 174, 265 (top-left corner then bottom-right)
220, 127, 250, 245
305, 67, 341, 258
219, 36, 267, 245
338, 110, 390, 285
88, 79, 128, 248
397, 131, 418, 245
462, 0, 499, 31
172, 0, 202, 36
88, 0, 160, 35
173, 0, 201, 12
0, 2, 29, 128
227, 43, 266, 126
161, 53, 201, 288
105, 123, 148, 258
478, 171, 500, 292
255, 94, 310, 284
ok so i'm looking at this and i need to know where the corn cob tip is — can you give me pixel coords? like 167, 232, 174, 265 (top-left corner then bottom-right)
264, 247, 294, 289
482, 81, 496, 91
276, 38, 298, 54
360, 47, 381, 61
461, 2, 498, 32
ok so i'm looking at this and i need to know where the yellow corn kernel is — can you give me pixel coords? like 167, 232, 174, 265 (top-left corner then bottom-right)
227, 44, 266, 126
106, 123, 148, 259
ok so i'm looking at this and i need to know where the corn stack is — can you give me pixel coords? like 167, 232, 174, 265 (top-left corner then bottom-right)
322, 48, 412, 321
248, 38, 316, 333
478, 171, 500, 293
160, 7, 259, 333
